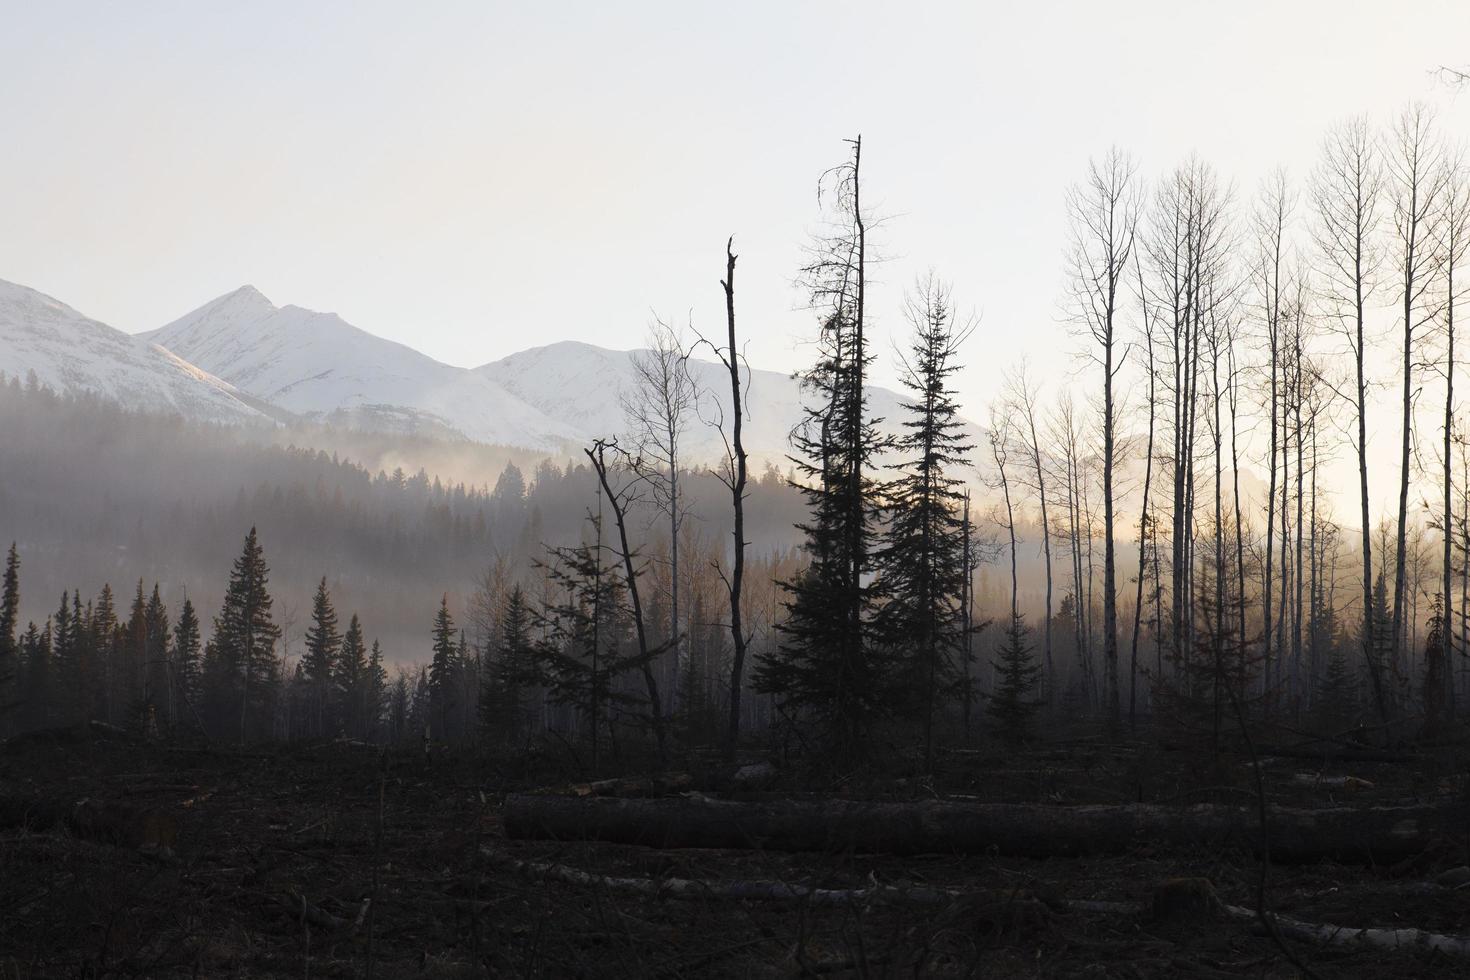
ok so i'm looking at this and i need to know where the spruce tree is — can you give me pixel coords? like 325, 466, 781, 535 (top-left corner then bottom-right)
366, 639, 387, 741
302, 576, 342, 737
756, 137, 887, 760
0, 543, 18, 733
1421, 596, 1448, 733
51, 593, 73, 722
336, 613, 367, 738
534, 517, 647, 773
123, 581, 150, 729
144, 584, 169, 727
211, 527, 281, 743
18, 621, 50, 731
429, 595, 460, 740
1314, 639, 1359, 733
876, 278, 974, 765
481, 585, 533, 746
988, 612, 1043, 744
91, 585, 118, 724
172, 597, 202, 730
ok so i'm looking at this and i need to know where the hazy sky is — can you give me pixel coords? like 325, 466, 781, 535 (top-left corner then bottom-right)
3, 0, 1469, 485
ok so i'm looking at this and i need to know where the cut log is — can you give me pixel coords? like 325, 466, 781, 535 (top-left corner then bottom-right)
1290, 773, 1375, 790
1225, 904, 1470, 958
502, 794, 1465, 862
482, 848, 967, 906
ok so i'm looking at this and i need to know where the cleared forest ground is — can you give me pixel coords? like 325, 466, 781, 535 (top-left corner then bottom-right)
1, 724, 1467, 978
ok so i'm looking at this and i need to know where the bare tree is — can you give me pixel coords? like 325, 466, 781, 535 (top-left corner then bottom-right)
1311, 116, 1389, 725
1004, 363, 1055, 695
1128, 258, 1159, 728
1387, 105, 1447, 676
1440, 156, 1470, 717
623, 317, 699, 713
1066, 148, 1139, 728
1145, 158, 1230, 685
692, 239, 752, 760
585, 439, 669, 764
1252, 171, 1293, 703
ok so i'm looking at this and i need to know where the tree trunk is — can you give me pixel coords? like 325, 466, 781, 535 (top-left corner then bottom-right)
720, 241, 749, 761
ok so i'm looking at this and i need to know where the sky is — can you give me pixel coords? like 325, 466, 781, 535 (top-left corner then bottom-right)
2, 1, 1470, 515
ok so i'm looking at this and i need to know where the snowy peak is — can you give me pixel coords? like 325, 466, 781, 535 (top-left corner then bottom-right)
150, 288, 584, 449
0, 279, 267, 425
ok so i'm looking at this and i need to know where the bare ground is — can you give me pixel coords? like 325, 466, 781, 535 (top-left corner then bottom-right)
2, 725, 1467, 978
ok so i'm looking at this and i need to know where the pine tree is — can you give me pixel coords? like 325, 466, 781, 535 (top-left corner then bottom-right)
429, 595, 460, 740
756, 137, 884, 761
534, 517, 647, 773
366, 639, 387, 741
144, 585, 170, 729
172, 597, 202, 731
988, 613, 1043, 744
122, 581, 150, 730
209, 527, 282, 744
91, 585, 118, 724
336, 613, 367, 738
877, 277, 974, 765
18, 621, 50, 731
302, 576, 342, 737
481, 585, 533, 746
1314, 641, 1359, 733
1422, 595, 1448, 734
0, 543, 18, 733
52, 592, 85, 723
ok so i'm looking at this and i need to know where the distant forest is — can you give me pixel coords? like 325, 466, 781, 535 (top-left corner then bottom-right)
5, 117, 1468, 768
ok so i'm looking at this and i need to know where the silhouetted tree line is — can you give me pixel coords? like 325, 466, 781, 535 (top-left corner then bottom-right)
7, 115, 1470, 767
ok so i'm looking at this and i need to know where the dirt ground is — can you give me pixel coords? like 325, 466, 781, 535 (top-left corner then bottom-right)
2, 725, 1468, 978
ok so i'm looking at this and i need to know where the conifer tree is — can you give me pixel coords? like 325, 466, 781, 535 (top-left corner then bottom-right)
428, 595, 460, 740
0, 543, 18, 732
302, 576, 342, 737
172, 597, 202, 730
336, 613, 367, 737
51, 593, 73, 721
123, 581, 149, 729
757, 136, 884, 760
208, 527, 281, 744
92, 585, 118, 724
1421, 596, 1448, 733
877, 277, 974, 766
366, 639, 387, 741
144, 584, 169, 726
534, 516, 646, 773
988, 613, 1043, 743
481, 585, 533, 746
18, 621, 50, 731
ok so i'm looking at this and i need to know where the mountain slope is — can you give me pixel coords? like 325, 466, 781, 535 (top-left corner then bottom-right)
476, 340, 983, 464
0, 279, 267, 424
146, 287, 582, 450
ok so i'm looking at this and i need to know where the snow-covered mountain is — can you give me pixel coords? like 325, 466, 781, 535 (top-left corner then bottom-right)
145, 287, 583, 450
0, 279, 267, 424
1, 277, 980, 462
478, 340, 982, 463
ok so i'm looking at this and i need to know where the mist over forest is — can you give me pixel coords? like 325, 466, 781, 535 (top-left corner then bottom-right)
4, 6, 1470, 973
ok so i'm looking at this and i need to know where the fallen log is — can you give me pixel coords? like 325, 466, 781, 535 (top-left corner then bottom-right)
481, 852, 1470, 960
502, 794, 1465, 862
482, 848, 967, 906
1289, 773, 1375, 791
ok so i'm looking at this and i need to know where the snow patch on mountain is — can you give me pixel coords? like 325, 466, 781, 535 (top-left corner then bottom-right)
147, 287, 583, 450
0, 279, 267, 424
